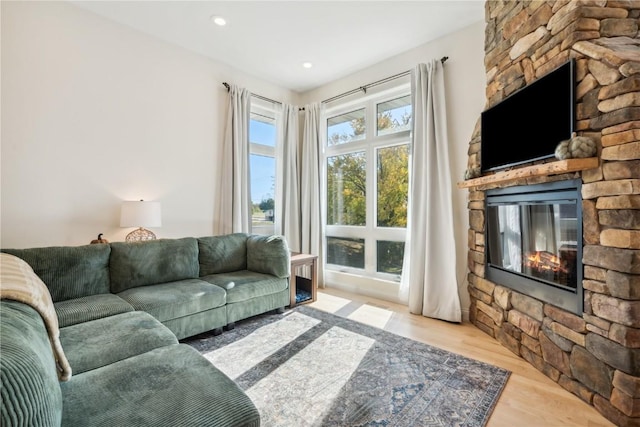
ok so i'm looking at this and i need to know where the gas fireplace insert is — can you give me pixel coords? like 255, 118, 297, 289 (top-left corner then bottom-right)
485, 180, 583, 314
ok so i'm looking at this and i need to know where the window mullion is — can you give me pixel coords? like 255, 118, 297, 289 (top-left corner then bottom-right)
365, 98, 377, 275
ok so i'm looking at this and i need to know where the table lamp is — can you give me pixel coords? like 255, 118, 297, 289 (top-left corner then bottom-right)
120, 200, 161, 242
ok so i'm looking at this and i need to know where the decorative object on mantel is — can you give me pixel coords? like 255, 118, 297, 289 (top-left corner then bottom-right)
554, 132, 597, 160
464, 166, 481, 180
90, 233, 109, 244
120, 200, 162, 242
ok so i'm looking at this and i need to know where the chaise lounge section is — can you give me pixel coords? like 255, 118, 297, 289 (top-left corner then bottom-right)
1, 296, 261, 426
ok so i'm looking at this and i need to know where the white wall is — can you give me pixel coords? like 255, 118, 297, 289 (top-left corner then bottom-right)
2, 1, 485, 316
1, 1, 296, 248
301, 22, 486, 316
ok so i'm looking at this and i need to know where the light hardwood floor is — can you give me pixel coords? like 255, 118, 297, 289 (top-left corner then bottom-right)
308, 288, 614, 427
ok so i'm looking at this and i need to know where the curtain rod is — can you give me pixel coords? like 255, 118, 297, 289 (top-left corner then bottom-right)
222, 55, 448, 110
222, 82, 282, 106
321, 56, 449, 105
222, 82, 306, 111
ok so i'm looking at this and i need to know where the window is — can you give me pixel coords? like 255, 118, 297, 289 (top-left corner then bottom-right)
249, 102, 277, 235
324, 85, 411, 286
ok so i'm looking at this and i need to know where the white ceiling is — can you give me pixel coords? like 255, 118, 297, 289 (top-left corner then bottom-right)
72, 1, 485, 93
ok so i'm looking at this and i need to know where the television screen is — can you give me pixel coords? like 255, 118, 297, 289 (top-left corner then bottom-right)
481, 59, 575, 173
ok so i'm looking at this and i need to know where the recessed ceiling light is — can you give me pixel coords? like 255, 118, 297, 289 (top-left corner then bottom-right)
211, 15, 226, 26
302, 62, 313, 69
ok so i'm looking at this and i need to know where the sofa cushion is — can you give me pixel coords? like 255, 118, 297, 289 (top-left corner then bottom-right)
60, 344, 260, 427
54, 294, 135, 328
0, 301, 63, 427
201, 270, 289, 303
109, 238, 199, 293
60, 311, 178, 375
2, 244, 111, 302
117, 279, 226, 322
246, 235, 290, 278
198, 233, 248, 276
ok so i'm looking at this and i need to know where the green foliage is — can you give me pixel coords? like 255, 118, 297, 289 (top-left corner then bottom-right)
377, 145, 409, 228
259, 198, 274, 211
326, 152, 366, 226
326, 111, 409, 229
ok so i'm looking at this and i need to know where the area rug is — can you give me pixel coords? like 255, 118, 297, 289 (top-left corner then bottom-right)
185, 306, 510, 427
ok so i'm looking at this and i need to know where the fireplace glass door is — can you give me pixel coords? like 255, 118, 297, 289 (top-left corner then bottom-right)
487, 202, 578, 290
485, 180, 582, 294
485, 180, 583, 313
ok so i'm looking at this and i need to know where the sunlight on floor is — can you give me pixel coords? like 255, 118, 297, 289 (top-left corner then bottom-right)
310, 291, 352, 313
348, 304, 394, 329
311, 290, 395, 330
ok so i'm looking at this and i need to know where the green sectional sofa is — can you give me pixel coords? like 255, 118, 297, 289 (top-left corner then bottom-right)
4, 233, 291, 339
1, 233, 291, 426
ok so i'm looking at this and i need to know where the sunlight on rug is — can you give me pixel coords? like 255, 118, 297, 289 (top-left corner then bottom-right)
246, 325, 374, 426
186, 306, 510, 427
202, 312, 321, 380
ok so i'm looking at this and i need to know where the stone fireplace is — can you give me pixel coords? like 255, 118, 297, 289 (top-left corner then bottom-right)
463, 1, 640, 426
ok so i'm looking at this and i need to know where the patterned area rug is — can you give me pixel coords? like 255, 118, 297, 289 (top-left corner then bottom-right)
186, 306, 510, 427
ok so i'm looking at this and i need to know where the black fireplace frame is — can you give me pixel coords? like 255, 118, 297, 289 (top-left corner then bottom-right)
485, 179, 583, 314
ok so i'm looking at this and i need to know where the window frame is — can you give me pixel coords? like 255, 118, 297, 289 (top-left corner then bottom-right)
322, 83, 411, 288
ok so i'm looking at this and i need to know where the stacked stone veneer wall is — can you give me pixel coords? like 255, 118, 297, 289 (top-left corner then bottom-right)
466, 1, 640, 426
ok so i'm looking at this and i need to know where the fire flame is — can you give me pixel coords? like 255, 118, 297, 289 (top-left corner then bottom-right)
525, 251, 567, 273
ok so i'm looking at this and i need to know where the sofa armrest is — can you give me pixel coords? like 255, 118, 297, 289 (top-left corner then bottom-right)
246, 235, 290, 279
1, 301, 63, 426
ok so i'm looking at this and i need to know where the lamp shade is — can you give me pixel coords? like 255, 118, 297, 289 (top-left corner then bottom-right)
120, 201, 161, 228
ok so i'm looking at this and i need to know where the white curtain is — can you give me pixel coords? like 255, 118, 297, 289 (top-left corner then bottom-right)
276, 104, 301, 252
400, 60, 461, 322
300, 102, 324, 285
215, 84, 251, 235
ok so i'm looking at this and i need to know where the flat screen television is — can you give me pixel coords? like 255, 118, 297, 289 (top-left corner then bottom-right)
481, 59, 575, 173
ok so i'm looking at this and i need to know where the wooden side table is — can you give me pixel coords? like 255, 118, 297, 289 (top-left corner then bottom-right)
289, 252, 318, 307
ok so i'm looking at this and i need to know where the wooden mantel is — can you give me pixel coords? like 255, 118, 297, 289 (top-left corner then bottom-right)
457, 158, 599, 189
